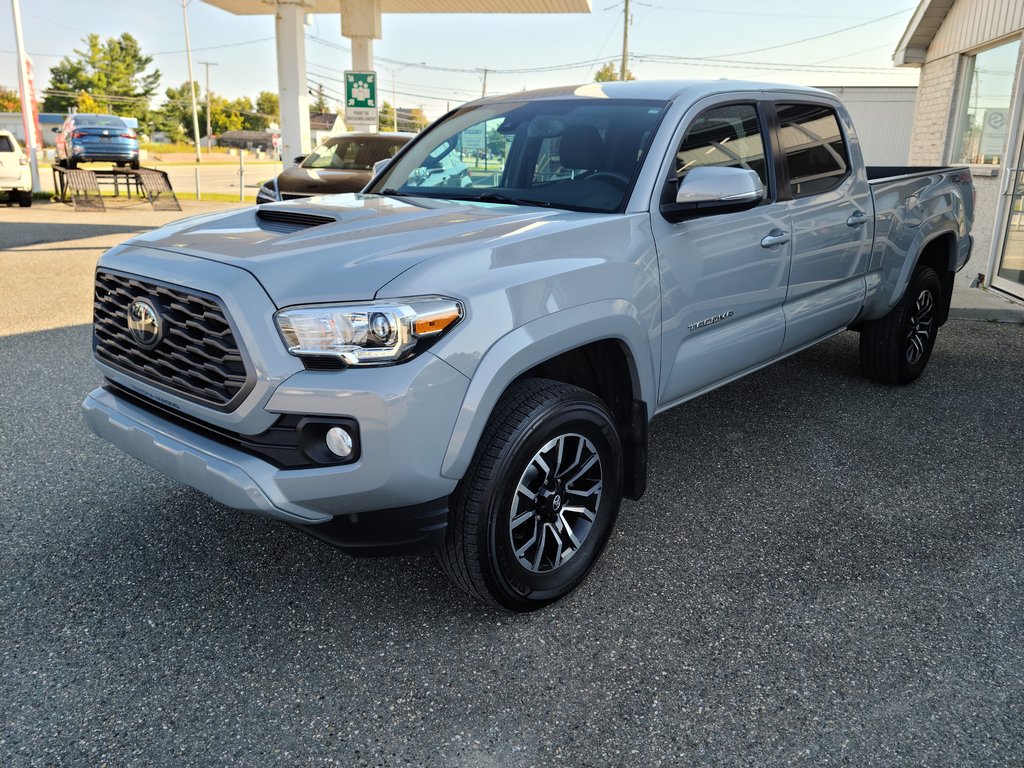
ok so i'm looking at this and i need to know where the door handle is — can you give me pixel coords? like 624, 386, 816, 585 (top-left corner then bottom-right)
846, 211, 869, 227
760, 229, 790, 248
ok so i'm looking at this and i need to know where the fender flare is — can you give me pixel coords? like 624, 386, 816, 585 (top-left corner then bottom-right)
888, 221, 960, 309
440, 299, 657, 480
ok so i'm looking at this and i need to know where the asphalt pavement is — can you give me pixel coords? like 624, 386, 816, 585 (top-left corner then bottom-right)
1, 206, 1023, 766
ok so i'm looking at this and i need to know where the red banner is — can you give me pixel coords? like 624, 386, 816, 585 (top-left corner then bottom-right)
25, 56, 42, 149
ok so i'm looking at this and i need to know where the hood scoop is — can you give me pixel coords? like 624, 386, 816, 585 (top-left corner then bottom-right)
255, 207, 337, 234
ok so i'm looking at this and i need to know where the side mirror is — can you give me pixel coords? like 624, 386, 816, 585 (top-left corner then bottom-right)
371, 158, 391, 177
51, 126, 60, 133
293, 155, 307, 165
660, 166, 765, 222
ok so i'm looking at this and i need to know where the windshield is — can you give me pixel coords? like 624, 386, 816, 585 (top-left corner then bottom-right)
368, 98, 667, 213
302, 137, 407, 170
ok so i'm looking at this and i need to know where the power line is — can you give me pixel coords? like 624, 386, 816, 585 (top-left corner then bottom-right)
706, 7, 916, 60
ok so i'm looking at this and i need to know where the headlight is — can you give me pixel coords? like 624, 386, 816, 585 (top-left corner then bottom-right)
275, 297, 463, 366
256, 178, 279, 204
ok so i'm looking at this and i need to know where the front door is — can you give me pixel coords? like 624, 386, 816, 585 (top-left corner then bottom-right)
650, 100, 790, 408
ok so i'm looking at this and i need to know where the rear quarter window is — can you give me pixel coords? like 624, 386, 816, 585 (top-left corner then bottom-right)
0, 136, 15, 152
776, 103, 849, 197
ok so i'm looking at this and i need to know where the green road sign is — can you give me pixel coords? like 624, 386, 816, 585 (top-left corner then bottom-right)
345, 70, 378, 126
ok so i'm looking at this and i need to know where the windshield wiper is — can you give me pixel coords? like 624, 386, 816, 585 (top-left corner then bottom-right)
378, 188, 414, 197
467, 191, 552, 208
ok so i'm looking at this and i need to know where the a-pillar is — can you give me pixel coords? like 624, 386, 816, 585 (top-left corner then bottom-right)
275, 1, 312, 165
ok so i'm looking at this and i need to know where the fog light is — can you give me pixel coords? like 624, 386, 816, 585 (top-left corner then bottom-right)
325, 426, 353, 458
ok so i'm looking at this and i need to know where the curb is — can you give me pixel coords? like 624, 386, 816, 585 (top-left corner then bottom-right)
948, 307, 1024, 323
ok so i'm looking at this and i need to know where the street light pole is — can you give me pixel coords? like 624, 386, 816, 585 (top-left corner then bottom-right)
181, 0, 202, 164
199, 60, 217, 153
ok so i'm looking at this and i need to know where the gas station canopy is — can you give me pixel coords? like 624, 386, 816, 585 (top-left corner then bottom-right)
201, 0, 592, 164
206, 0, 591, 12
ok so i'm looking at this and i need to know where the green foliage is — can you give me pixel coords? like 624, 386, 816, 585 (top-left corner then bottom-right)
154, 82, 269, 141
378, 101, 394, 131
255, 91, 279, 125
593, 60, 636, 82
309, 85, 329, 115
0, 87, 19, 112
42, 33, 160, 118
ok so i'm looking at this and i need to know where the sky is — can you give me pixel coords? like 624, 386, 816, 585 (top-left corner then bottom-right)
1, 0, 921, 121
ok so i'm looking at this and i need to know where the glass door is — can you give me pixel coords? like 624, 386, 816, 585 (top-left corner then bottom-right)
995, 151, 1024, 296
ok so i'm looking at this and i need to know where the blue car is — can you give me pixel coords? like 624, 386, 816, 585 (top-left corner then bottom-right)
54, 114, 140, 170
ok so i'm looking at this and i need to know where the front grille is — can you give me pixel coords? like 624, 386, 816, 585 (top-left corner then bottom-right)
93, 270, 252, 410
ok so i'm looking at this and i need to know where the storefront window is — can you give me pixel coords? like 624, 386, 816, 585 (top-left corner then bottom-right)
952, 38, 1021, 165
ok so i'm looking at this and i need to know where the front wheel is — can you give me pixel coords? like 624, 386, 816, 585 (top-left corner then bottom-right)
859, 265, 942, 385
440, 378, 623, 611
18, 191, 31, 207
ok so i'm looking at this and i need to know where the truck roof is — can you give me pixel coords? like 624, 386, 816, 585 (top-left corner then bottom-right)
471, 80, 834, 106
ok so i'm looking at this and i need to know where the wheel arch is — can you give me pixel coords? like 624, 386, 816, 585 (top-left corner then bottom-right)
440, 300, 656, 499
890, 224, 959, 324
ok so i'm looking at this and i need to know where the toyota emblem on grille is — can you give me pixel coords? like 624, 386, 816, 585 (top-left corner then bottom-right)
127, 298, 162, 349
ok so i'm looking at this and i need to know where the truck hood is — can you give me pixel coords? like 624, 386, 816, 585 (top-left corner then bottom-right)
125, 194, 601, 307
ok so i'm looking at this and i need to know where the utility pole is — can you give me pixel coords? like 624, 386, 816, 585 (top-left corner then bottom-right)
481, 68, 488, 98
199, 60, 217, 154
9, 0, 39, 192
181, 0, 202, 164
620, 0, 630, 81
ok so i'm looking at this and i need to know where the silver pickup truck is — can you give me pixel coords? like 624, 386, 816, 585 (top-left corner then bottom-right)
83, 81, 974, 611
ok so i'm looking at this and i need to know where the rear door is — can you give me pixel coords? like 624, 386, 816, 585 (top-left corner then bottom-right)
771, 98, 872, 352
649, 96, 791, 407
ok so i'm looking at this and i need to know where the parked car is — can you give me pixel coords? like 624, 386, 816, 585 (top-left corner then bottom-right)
0, 130, 32, 207
54, 114, 139, 169
83, 81, 974, 611
256, 132, 415, 203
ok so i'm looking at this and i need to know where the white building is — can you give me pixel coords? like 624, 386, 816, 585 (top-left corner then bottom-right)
895, 0, 1024, 301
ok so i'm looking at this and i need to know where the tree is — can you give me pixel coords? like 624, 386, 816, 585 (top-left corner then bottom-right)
309, 84, 329, 114
593, 60, 636, 82
0, 87, 19, 112
378, 101, 395, 131
154, 81, 201, 142
256, 91, 279, 128
43, 33, 160, 118
405, 107, 429, 132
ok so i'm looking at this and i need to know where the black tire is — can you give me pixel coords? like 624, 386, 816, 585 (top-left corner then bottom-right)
860, 265, 942, 385
67, 158, 77, 170
18, 191, 31, 208
130, 159, 140, 170
440, 378, 623, 611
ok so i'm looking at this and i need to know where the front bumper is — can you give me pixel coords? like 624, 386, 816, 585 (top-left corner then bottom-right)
84, 334, 471, 542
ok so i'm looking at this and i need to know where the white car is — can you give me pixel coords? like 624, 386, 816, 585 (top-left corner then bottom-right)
0, 130, 32, 207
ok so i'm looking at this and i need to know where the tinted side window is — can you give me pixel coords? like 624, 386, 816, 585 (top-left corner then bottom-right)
776, 103, 849, 197
0, 136, 14, 152
675, 103, 769, 188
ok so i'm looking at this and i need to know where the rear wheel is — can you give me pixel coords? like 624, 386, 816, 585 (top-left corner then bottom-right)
130, 159, 140, 170
860, 265, 942, 385
440, 378, 623, 611
18, 191, 31, 207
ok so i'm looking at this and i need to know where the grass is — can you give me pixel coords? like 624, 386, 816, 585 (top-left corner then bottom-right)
174, 191, 255, 203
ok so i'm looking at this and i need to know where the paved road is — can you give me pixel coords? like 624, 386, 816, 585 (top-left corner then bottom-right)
1, 211, 1023, 766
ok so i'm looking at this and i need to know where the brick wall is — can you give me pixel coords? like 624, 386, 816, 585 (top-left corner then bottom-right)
907, 56, 959, 166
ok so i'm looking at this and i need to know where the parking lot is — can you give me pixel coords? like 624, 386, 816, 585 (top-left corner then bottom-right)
1, 202, 1023, 767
